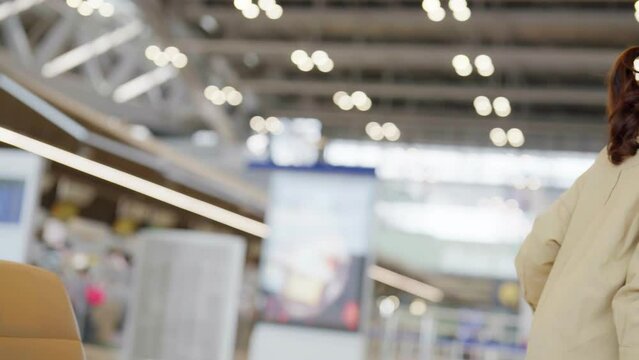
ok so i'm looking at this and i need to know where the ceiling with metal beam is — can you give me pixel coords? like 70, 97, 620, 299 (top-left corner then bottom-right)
0, 0, 637, 152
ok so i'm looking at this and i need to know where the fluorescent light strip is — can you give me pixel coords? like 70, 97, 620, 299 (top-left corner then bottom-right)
41, 21, 144, 78
112, 66, 177, 103
0, 0, 44, 22
0, 126, 270, 238
368, 265, 444, 303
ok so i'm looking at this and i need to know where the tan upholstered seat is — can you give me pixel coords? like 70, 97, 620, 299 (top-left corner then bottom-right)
0, 260, 84, 360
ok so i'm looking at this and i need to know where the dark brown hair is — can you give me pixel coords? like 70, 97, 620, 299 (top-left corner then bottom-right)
608, 46, 639, 165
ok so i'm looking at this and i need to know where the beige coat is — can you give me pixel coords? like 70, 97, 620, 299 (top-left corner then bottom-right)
516, 148, 639, 359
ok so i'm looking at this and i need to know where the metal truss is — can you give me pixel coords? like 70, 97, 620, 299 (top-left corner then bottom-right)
0, 0, 237, 140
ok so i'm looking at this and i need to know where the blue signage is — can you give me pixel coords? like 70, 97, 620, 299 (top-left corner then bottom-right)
0, 180, 25, 223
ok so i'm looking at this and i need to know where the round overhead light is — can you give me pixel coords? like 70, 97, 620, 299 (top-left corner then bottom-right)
234, 0, 251, 10
455, 64, 472, 76
77, 2, 94, 16
356, 97, 372, 111
453, 7, 471, 21
409, 299, 427, 316
422, 0, 442, 13
98, 2, 114, 17
452, 54, 470, 69
489, 128, 508, 147
171, 53, 188, 68
204, 85, 219, 100
290, 49, 308, 65
210, 90, 226, 105
452, 54, 473, 77
317, 58, 334, 72
222, 86, 236, 97
378, 296, 399, 318
227, 90, 243, 106
87, 0, 103, 9
145, 45, 161, 60
242, 4, 260, 19
250, 116, 266, 132
382, 122, 401, 141
474, 54, 492, 69
427, 7, 446, 22
153, 52, 170, 67
337, 95, 354, 111
473, 96, 492, 116
311, 50, 329, 66
507, 128, 525, 147
477, 63, 495, 77
298, 57, 314, 72
493, 96, 511, 117
257, 0, 276, 10
475, 54, 494, 77
265, 4, 283, 19
164, 46, 180, 60
351, 91, 368, 107
365, 122, 383, 141
333, 91, 348, 105
265, 116, 283, 134
66, 0, 82, 8
448, 0, 467, 12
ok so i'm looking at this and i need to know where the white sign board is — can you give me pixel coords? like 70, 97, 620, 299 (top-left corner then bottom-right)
124, 230, 246, 360
0, 149, 43, 262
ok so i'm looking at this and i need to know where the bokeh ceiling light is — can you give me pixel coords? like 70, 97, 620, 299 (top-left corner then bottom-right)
145, 45, 188, 69
257, 0, 275, 10
265, 4, 283, 19
449, 0, 471, 21
635, 1, 639, 22
337, 95, 354, 111
448, 0, 467, 12
473, 96, 493, 116
242, 4, 260, 19
474, 54, 495, 77
291, 49, 334, 73
507, 128, 525, 147
67, 0, 114, 17
427, 7, 446, 22
365, 122, 384, 141
422, 0, 441, 12
316, 58, 335, 73
453, 7, 471, 22
334, 91, 372, 111
265, 116, 284, 134
452, 54, 473, 77
489, 128, 508, 147
234, 0, 251, 10
382, 122, 401, 141
236, 0, 283, 20
422, 0, 446, 22
290, 49, 308, 65
203, 85, 243, 106
249, 116, 266, 133
409, 299, 427, 316
493, 96, 512, 117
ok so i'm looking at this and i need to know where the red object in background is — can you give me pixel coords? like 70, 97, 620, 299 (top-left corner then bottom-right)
341, 301, 360, 331
85, 284, 106, 307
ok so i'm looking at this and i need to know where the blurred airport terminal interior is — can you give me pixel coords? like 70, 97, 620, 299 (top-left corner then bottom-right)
0, 0, 634, 359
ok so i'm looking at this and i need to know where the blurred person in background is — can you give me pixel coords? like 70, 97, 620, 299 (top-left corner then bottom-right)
516, 46, 639, 360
